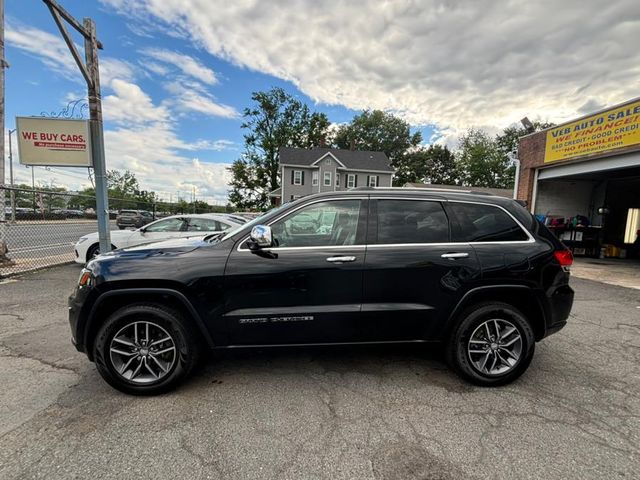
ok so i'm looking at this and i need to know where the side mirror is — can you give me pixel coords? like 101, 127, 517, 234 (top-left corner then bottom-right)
248, 225, 272, 250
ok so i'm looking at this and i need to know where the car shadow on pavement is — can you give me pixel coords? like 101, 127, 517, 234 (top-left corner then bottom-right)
184, 342, 476, 394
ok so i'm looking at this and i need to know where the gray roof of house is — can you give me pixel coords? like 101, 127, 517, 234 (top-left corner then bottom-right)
279, 147, 393, 172
404, 182, 513, 198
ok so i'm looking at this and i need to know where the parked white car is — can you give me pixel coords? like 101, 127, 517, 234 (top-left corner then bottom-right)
74, 213, 242, 264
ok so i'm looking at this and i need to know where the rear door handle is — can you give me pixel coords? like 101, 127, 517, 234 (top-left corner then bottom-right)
326, 256, 356, 263
441, 252, 469, 259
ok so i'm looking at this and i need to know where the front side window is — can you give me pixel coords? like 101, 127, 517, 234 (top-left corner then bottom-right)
312, 171, 319, 186
145, 218, 185, 232
271, 200, 361, 248
376, 200, 449, 244
324, 171, 332, 186
447, 203, 529, 242
293, 170, 302, 185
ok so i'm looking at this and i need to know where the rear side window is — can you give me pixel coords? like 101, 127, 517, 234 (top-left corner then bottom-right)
376, 200, 449, 244
447, 203, 529, 242
187, 218, 219, 232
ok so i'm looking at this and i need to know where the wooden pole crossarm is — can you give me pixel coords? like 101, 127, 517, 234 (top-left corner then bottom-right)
42, 0, 103, 49
46, 3, 93, 88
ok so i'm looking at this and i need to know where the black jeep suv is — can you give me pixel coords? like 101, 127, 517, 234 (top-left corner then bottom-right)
69, 188, 574, 394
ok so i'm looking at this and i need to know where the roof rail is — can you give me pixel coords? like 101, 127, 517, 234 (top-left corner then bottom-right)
351, 186, 495, 196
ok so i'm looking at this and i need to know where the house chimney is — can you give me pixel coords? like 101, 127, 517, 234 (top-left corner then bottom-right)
350, 139, 355, 151
318, 135, 326, 148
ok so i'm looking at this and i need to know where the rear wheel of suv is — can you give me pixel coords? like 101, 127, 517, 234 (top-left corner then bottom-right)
446, 302, 535, 387
93, 303, 201, 395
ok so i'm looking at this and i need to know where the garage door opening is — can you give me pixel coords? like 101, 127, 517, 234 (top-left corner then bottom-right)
533, 164, 640, 259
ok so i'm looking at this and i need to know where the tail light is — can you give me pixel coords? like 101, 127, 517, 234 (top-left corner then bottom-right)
554, 249, 573, 267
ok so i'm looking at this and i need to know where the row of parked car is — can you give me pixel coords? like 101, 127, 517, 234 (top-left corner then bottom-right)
75, 211, 258, 262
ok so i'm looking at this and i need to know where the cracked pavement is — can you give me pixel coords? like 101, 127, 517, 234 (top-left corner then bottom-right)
0, 264, 639, 479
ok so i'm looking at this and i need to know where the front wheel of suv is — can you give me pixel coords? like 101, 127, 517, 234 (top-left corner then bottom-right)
446, 302, 535, 387
93, 303, 201, 395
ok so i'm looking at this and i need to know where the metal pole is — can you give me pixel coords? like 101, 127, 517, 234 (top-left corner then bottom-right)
8, 127, 14, 222
83, 17, 110, 253
0, 0, 13, 266
31, 166, 35, 212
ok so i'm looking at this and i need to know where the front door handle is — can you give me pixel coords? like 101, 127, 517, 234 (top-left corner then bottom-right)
326, 256, 356, 263
441, 252, 469, 259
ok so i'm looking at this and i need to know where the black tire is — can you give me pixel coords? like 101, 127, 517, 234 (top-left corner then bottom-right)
86, 243, 116, 262
446, 301, 535, 387
93, 303, 201, 395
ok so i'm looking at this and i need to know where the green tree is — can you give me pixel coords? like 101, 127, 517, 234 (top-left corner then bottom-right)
333, 110, 422, 180
229, 87, 330, 209
456, 129, 514, 188
394, 145, 458, 186
495, 121, 555, 156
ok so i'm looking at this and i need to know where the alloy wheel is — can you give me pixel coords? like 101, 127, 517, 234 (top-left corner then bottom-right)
109, 321, 177, 384
467, 318, 523, 376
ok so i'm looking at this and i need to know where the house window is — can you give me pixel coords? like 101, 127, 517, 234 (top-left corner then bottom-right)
293, 170, 302, 185
347, 174, 356, 188
312, 171, 319, 186
324, 171, 332, 186
336, 173, 340, 187
325, 158, 331, 165
368, 175, 378, 187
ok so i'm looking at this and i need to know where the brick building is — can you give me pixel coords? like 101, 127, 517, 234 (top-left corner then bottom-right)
517, 97, 640, 258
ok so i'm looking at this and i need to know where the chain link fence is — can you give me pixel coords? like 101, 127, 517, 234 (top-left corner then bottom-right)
0, 186, 233, 278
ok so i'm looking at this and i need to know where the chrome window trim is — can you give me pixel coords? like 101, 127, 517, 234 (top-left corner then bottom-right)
236, 195, 535, 252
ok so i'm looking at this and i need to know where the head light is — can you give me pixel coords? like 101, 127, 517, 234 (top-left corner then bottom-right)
77, 237, 89, 244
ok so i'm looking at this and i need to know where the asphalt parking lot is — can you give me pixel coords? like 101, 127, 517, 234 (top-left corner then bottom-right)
0, 264, 638, 479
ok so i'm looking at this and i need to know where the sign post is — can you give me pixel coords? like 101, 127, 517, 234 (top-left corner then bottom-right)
43, 0, 111, 254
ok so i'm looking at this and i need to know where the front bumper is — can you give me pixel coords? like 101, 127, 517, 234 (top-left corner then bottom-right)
68, 284, 96, 355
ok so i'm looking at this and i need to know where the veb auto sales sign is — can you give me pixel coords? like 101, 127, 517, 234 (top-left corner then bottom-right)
16, 117, 92, 167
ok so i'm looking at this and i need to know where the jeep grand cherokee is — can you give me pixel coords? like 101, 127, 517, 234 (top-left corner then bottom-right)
68, 188, 574, 395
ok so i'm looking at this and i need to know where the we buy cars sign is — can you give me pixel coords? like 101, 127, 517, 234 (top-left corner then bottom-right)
16, 116, 92, 167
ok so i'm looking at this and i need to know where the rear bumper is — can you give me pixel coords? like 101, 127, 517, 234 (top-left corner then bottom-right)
542, 284, 574, 338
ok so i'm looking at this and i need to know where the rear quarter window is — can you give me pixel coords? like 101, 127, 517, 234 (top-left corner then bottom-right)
447, 202, 529, 242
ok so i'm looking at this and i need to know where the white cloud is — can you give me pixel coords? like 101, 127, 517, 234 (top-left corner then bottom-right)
100, 81, 234, 202
6, 22, 135, 87
163, 79, 240, 119
141, 47, 218, 85
101, 0, 640, 143
6, 22, 234, 201
103, 79, 170, 124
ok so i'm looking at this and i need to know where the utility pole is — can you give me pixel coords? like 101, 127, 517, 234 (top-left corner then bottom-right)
43, 0, 111, 254
0, 0, 14, 266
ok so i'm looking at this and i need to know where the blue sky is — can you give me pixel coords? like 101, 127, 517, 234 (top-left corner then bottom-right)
5, 0, 431, 203
5, 0, 638, 203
